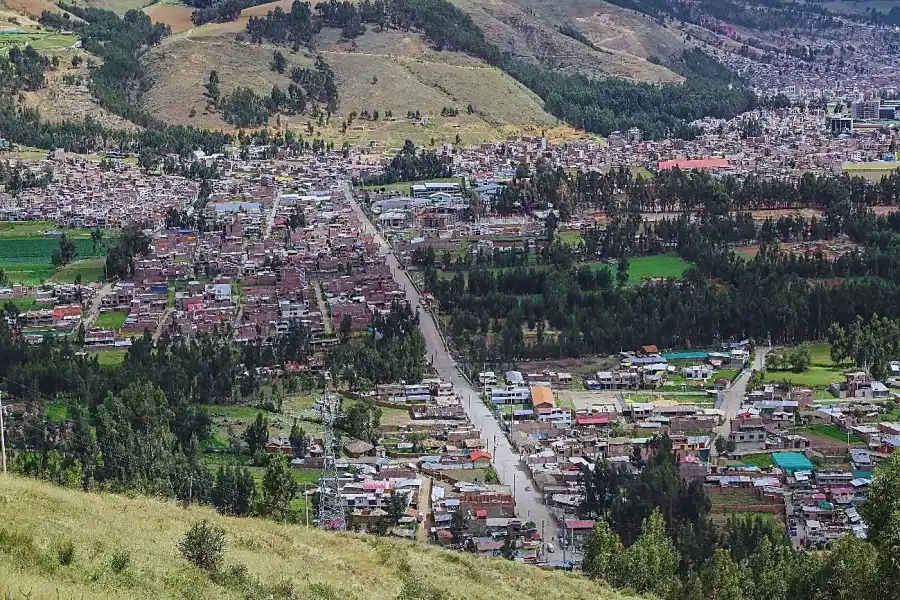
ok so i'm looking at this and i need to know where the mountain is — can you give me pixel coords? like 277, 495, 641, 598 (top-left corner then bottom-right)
0, 474, 637, 600
0, 0, 748, 146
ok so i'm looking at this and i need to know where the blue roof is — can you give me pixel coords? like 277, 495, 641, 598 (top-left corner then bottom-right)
772, 452, 815, 474
663, 351, 709, 360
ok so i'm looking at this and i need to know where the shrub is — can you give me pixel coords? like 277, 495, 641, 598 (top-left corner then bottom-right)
178, 519, 226, 571
110, 548, 131, 573
57, 540, 76, 566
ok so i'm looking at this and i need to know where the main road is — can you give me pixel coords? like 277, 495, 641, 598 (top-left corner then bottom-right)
343, 183, 565, 562
715, 345, 770, 439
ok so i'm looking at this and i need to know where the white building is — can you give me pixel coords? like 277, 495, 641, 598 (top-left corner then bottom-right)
491, 386, 530, 405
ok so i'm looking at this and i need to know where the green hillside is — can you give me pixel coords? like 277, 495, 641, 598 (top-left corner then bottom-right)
0, 474, 636, 600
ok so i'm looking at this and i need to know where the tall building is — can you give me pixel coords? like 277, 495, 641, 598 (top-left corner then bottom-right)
829, 115, 853, 134
852, 99, 880, 120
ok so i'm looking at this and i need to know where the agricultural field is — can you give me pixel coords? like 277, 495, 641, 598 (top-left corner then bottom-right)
50, 257, 105, 283
760, 343, 848, 388
0, 223, 104, 283
0, 30, 77, 53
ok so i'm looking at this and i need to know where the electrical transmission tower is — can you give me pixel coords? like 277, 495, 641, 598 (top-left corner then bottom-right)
317, 371, 347, 531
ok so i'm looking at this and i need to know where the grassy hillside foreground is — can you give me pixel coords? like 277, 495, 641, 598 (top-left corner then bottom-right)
0, 474, 635, 600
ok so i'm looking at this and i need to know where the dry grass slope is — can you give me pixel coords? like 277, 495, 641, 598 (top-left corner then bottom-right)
0, 474, 637, 600
142, 26, 575, 145
450, 0, 687, 82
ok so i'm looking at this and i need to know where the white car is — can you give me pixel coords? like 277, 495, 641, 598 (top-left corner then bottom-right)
547, 543, 555, 553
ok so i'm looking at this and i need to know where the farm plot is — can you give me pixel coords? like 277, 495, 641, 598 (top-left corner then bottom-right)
0, 237, 99, 283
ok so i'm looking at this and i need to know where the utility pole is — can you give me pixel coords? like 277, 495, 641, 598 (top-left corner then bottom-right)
0, 390, 6, 474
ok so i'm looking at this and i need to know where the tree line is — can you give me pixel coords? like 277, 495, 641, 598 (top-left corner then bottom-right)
581, 438, 900, 600
358, 139, 452, 186
42, 6, 169, 127
426, 216, 900, 361
3, 299, 423, 513
0, 45, 51, 94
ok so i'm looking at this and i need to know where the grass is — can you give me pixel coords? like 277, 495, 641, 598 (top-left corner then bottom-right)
4, 297, 37, 312
623, 253, 693, 283
94, 349, 127, 368
358, 177, 460, 195
0, 474, 635, 600
201, 404, 272, 422
50, 258, 105, 283
558, 231, 583, 247
742, 453, 774, 469
761, 343, 848, 388
798, 424, 862, 444
94, 311, 129, 330
0, 32, 77, 53
0, 221, 91, 239
45, 401, 68, 422
0, 232, 101, 284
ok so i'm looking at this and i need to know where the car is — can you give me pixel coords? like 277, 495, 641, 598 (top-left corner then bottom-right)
547, 543, 555, 553
525, 485, 531, 491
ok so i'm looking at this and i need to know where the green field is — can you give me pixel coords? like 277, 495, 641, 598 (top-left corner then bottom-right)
624, 253, 693, 282
558, 230, 583, 246
358, 177, 460, 195
0, 32, 78, 53
742, 452, 774, 468
50, 258, 106, 283
761, 343, 848, 388
94, 310, 129, 330
798, 424, 862, 444
0, 231, 102, 284
45, 401, 69, 422
94, 348, 127, 367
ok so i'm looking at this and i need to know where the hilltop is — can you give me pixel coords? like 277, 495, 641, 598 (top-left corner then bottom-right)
0, 474, 636, 600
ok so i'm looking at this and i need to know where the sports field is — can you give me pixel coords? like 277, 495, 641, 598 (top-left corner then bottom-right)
625, 253, 694, 282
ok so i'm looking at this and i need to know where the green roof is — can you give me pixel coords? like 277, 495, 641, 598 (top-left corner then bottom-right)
772, 452, 815, 474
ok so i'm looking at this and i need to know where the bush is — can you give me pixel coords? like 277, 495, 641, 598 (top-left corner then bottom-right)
57, 540, 76, 566
178, 519, 226, 571
110, 548, 131, 573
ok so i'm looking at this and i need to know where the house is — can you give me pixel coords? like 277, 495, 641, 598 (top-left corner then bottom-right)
266, 436, 293, 454
505, 370, 525, 385
592, 370, 639, 390
530, 386, 555, 409
491, 386, 530, 405
729, 418, 767, 452
683, 365, 712, 380
478, 371, 497, 385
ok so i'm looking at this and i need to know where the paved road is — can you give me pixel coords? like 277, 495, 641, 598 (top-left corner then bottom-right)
715, 346, 770, 440
80, 281, 114, 330
343, 183, 565, 562
264, 194, 282, 239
